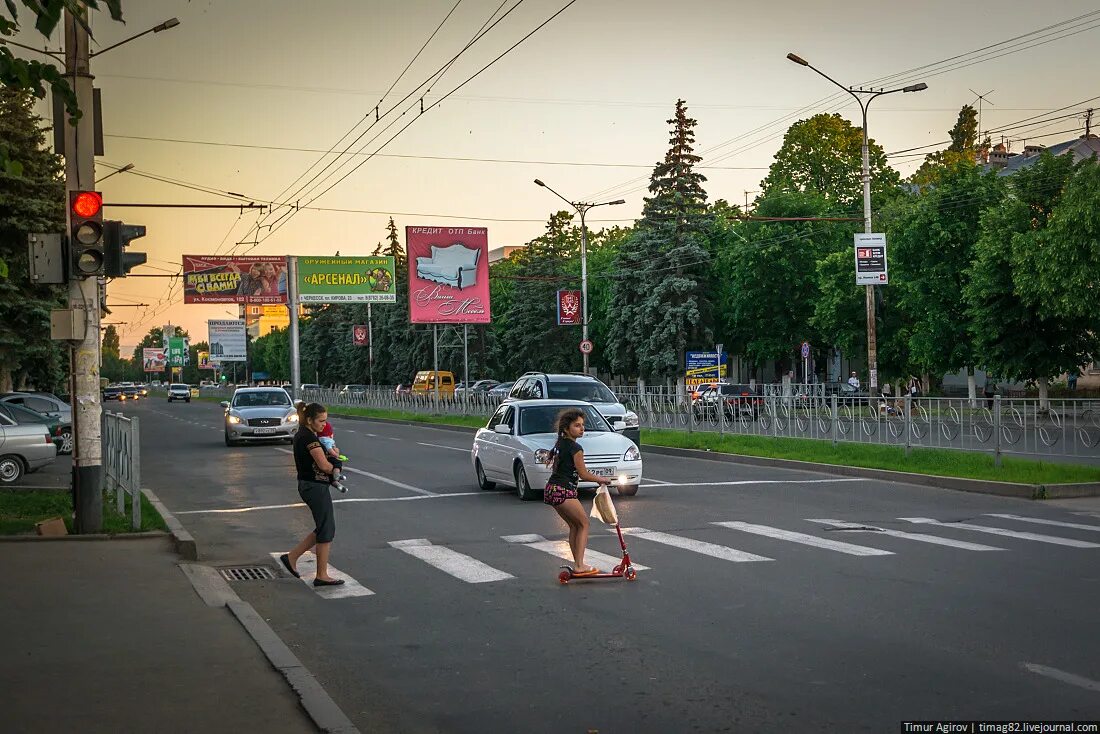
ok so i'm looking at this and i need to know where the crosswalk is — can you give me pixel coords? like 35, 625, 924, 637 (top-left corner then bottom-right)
267, 513, 1100, 599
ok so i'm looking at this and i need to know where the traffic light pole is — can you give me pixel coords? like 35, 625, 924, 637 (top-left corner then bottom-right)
64, 6, 103, 532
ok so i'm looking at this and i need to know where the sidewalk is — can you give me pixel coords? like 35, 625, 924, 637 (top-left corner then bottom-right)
1, 536, 315, 734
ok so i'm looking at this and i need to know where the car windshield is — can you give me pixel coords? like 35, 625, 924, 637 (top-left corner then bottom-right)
546, 380, 617, 403
170, 384, 187, 390
519, 405, 610, 435
233, 391, 290, 408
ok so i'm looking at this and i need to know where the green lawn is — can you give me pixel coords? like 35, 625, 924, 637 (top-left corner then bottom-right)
0, 490, 167, 535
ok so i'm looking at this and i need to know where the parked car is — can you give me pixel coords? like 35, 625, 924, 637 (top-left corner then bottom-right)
300, 383, 322, 394
486, 381, 514, 399
689, 382, 726, 402
167, 383, 191, 403
0, 401, 72, 454
339, 384, 369, 398
103, 385, 122, 401
0, 392, 71, 424
221, 387, 297, 446
506, 373, 640, 445
693, 384, 763, 421
456, 379, 500, 398
472, 399, 643, 501
0, 410, 56, 483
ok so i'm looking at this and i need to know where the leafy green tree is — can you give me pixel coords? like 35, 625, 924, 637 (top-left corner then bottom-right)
910, 105, 979, 188
101, 323, 120, 359
606, 99, 714, 384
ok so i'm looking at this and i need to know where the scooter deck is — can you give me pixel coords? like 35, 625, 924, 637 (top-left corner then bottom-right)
558, 565, 637, 583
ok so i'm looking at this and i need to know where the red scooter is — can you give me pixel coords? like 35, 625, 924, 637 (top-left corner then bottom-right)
558, 522, 637, 584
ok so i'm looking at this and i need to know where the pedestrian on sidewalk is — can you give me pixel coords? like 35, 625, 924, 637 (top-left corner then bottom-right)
281, 401, 345, 587
848, 371, 861, 390
542, 408, 614, 577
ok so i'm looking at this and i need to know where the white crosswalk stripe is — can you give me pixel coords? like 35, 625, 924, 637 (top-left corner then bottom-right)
985, 514, 1100, 533
898, 518, 1100, 548
501, 534, 651, 571
269, 551, 374, 599
712, 521, 894, 556
805, 519, 1006, 551
388, 539, 514, 583
619, 527, 772, 562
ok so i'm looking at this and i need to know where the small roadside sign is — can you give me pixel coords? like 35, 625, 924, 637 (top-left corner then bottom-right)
801, 341, 810, 359
579, 339, 593, 354
854, 233, 888, 285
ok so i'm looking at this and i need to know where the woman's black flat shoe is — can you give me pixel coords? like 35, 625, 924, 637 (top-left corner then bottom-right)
313, 577, 345, 587
279, 554, 300, 578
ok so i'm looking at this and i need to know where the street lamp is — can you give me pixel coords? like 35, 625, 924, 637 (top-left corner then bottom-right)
533, 179, 625, 375
95, 162, 134, 184
91, 17, 180, 57
786, 52, 927, 395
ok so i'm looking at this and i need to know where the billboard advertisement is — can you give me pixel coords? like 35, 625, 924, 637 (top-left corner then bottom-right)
167, 337, 188, 367
405, 226, 491, 324
142, 347, 167, 373
557, 290, 581, 326
183, 255, 289, 304
854, 233, 888, 285
198, 351, 212, 369
297, 256, 396, 303
208, 319, 247, 362
352, 324, 369, 346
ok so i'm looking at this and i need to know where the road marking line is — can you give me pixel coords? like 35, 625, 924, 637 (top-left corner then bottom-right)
712, 521, 894, 556
177, 492, 486, 514
643, 478, 674, 485
268, 551, 374, 599
388, 539, 514, 583
805, 519, 1006, 551
898, 518, 1100, 548
986, 513, 1100, 532
651, 479, 869, 488
501, 534, 651, 571
620, 527, 772, 562
1022, 662, 1100, 692
417, 442, 469, 453
275, 448, 436, 496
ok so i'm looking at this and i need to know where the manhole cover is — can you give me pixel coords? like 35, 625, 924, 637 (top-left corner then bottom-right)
220, 566, 276, 581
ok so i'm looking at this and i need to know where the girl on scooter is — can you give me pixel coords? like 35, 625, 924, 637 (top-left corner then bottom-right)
544, 408, 614, 577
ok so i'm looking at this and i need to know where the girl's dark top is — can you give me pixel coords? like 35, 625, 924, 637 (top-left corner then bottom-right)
547, 437, 582, 490
293, 427, 329, 483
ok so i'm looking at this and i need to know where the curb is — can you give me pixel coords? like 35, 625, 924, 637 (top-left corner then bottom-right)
0, 531, 169, 543
142, 488, 198, 560
1, 485, 71, 493
638, 445, 1100, 499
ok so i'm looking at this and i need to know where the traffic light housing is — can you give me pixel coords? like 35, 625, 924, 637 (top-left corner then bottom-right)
104, 220, 147, 277
68, 190, 104, 277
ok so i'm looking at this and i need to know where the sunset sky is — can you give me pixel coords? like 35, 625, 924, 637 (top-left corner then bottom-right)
14, 0, 1100, 350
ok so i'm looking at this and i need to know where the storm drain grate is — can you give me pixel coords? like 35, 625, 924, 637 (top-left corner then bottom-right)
220, 566, 276, 582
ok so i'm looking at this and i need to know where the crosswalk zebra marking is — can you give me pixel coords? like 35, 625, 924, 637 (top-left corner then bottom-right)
619, 527, 772, 562
712, 521, 894, 556
985, 514, 1100, 533
898, 518, 1100, 548
805, 519, 1006, 551
388, 539, 514, 583
268, 551, 374, 599
501, 534, 651, 571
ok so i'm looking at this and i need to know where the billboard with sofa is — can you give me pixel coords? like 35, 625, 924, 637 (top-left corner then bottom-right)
405, 226, 491, 324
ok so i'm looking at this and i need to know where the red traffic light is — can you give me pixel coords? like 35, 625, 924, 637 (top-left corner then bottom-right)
71, 191, 102, 218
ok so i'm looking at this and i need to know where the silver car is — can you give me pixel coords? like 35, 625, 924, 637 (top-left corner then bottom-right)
222, 387, 298, 446
0, 392, 71, 424
0, 410, 57, 483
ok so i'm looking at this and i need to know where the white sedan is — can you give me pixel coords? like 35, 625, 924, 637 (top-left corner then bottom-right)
472, 399, 643, 501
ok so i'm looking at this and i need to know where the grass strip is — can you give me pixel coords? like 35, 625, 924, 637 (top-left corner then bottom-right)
0, 489, 167, 535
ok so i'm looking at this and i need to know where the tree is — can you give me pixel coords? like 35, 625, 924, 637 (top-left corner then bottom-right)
0, 87, 67, 392
910, 105, 979, 188
102, 323, 120, 359
606, 99, 715, 385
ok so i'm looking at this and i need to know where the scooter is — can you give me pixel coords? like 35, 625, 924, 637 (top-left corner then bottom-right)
558, 522, 637, 584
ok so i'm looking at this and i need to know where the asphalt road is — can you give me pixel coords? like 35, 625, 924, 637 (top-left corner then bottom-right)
119, 397, 1100, 733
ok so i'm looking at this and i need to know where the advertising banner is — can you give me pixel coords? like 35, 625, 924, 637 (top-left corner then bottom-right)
142, 347, 166, 373
352, 324, 369, 346
854, 233, 888, 285
198, 351, 212, 369
183, 255, 289, 304
557, 290, 581, 326
685, 351, 727, 386
405, 226, 491, 324
208, 319, 247, 362
297, 256, 396, 303
167, 337, 187, 367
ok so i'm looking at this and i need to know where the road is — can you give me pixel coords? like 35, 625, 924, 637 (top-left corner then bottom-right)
118, 397, 1100, 732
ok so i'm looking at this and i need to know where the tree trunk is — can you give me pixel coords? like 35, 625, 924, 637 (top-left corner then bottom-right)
921, 372, 931, 397
966, 367, 977, 408
1038, 379, 1050, 411
0, 367, 11, 393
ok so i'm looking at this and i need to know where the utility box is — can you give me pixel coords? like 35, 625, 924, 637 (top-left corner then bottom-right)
51, 308, 86, 341
28, 233, 66, 284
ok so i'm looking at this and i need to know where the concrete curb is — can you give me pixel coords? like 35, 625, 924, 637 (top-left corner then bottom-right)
142, 488, 198, 560
0, 531, 169, 543
1, 485, 70, 493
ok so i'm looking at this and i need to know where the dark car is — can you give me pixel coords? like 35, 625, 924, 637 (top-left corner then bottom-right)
103, 386, 122, 401
121, 386, 142, 401
693, 383, 764, 421
0, 401, 72, 454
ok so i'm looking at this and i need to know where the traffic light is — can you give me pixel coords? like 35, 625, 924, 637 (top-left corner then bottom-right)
68, 190, 104, 277
104, 220, 147, 277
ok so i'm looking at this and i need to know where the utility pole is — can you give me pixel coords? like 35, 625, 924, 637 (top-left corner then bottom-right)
64, 5, 102, 532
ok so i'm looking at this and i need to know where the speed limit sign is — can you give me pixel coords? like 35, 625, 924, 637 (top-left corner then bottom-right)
579, 339, 593, 354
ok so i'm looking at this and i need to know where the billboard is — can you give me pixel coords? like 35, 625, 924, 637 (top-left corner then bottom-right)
167, 337, 188, 367
854, 233, 888, 285
183, 255, 289, 304
208, 319, 247, 362
297, 256, 396, 303
557, 290, 581, 326
142, 347, 167, 373
405, 226, 491, 324
198, 351, 212, 370
352, 324, 369, 346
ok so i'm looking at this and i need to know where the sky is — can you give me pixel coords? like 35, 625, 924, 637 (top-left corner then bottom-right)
13, 0, 1100, 351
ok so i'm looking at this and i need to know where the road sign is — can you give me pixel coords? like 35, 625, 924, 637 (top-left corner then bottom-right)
579, 339, 593, 354
854, 233, 888, 285
801, 341, 810, 359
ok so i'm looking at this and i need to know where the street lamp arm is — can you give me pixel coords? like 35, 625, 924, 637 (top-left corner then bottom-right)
532, 178, 576, 210
90, 18, 179, 58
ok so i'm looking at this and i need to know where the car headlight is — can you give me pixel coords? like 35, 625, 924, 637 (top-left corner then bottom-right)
623, 445, 641, 462
534, 449, 554, 465
285, 412, 298, 423
227, 413, 242, 424
624, 411, 639, 428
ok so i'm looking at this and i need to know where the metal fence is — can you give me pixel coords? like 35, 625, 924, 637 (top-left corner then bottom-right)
103, 410, 141, 529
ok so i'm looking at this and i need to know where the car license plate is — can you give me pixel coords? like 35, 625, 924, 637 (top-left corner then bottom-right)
253, 427, 277, 435
591, 467, 615, 477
